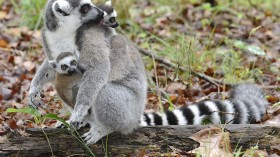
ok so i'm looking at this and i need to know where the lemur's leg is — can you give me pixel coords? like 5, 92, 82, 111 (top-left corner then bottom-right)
29, 59, 55, 108
97, 82, 142, 133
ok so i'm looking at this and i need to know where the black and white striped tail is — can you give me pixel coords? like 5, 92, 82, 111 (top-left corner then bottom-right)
140, 84, 269, 126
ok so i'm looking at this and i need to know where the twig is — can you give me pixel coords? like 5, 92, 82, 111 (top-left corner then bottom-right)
137, 47, 233, 87
262, 85, 280, 89
41, 128, 54, 157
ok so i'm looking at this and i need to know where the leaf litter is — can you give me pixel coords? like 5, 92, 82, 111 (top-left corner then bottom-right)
0, 0, 279, 156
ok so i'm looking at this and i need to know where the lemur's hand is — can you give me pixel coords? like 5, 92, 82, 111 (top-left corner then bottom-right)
69, 109, 88, 129
28, 88, 45, 108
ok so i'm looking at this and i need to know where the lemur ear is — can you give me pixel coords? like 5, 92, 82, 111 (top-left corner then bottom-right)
48, 60, 57, 69
53, 0, 71, 16
105, 0, 112, 6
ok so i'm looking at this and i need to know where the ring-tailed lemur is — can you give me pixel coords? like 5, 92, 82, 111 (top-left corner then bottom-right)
28, 0, 105, 108
140, 84, 269, 126
48, 52, 79, 75
49, 4, 147, 145
97, 0, 119, 28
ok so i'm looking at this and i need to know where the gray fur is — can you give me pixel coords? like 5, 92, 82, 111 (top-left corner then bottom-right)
55, 22, 147, 144
97, 4, 114, 14
44, 0, 58, 31
55, 52, 73, 62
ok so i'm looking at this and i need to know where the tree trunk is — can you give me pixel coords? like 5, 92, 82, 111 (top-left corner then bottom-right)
0, 125, 279, 157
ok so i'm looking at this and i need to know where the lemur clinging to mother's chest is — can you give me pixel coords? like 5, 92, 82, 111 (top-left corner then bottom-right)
48, 51, 79, 75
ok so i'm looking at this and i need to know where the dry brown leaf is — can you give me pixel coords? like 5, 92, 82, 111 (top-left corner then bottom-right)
243, 149, 268, 157
263, 114, 280, 125
0, 11, 7, 19
166, 82, 186, 94
0, 135, 7, 143
0, 39, 8, 48
23, 61, 36, 72
18, 129, 30, 137
190, 127, 233, 157
8, 119, 18, 129
136, 150, 147, 157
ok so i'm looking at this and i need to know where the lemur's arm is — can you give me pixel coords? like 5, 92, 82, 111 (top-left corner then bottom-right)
69, 51, 111, 128
29, 59, 55, 108
64, 24, 111, 128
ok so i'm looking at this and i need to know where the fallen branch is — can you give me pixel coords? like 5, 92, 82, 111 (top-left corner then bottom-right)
0, 125, 279, 156
137, 47, 233, 87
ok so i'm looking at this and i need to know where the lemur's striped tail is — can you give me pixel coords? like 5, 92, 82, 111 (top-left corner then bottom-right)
140, 84, 269, 126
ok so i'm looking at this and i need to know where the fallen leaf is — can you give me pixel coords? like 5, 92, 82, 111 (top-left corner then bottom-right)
190, 127, 233, 157
0, 39, 8, 48
244, 148, 268, 157
0, 11, 7, 19
8, 119, 18, 129
0, 135, 7, 143
23, 61, 36, 72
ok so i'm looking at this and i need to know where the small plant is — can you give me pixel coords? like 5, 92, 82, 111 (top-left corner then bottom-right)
7, 107, 66, 126
6, 107, 96, 157
0, 0, 4, 7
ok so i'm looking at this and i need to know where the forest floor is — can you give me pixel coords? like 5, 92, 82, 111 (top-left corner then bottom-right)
0, 0, 279, 156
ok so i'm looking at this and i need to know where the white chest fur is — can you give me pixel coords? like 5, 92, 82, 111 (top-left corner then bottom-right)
45, 28, 79, 59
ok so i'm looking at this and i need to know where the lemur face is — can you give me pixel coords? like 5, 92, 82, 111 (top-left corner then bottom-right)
97, 1, 119, 28
46, 0, 106, 31
48, 52, 78, 75
103, 9, 118, 28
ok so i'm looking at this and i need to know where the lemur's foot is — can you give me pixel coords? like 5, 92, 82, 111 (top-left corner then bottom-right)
54, 120, 70, 128
82, 125, 112, 144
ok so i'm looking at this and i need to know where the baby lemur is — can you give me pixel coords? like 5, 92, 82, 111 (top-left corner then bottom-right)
48, 52, 79, 75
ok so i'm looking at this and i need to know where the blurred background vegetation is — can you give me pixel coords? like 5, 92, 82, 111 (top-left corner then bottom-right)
4, 0, 280, 85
